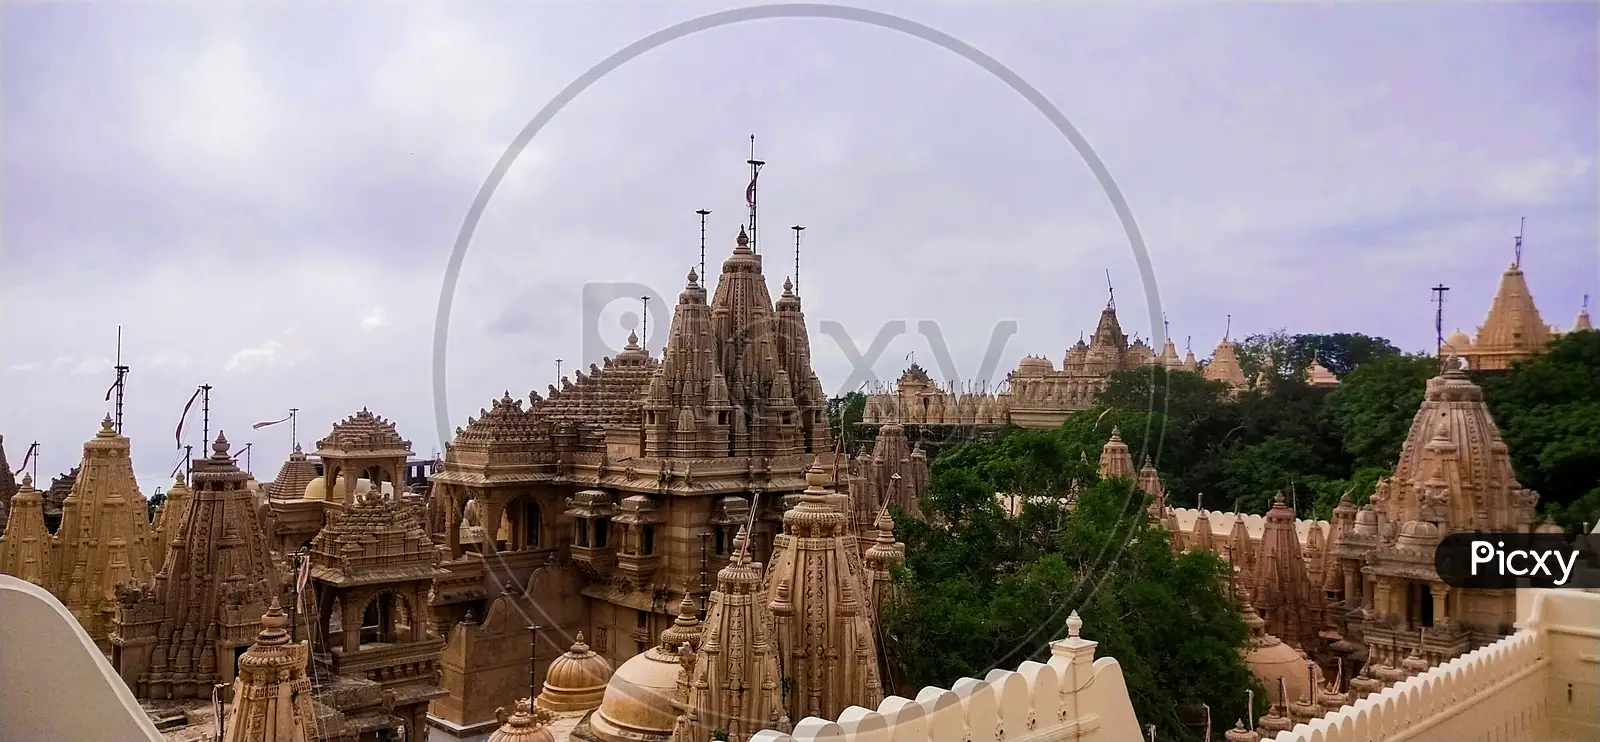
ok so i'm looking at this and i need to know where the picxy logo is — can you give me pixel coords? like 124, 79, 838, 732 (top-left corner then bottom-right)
1469, 540, 1580, 586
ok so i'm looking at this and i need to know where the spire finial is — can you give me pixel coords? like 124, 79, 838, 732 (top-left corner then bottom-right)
695, 208, 711, 285
1514, 216, 1526, 267
1224, 314, 1232, 341
1105, 269, 1115, 310
792, 224, 806, 295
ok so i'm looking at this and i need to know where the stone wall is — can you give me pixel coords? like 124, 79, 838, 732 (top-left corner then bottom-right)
747, 612, 1142, 742
1274, 589, 1599, 742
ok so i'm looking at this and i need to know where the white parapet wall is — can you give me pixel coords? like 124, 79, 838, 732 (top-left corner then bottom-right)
0, 574, 163, 742
1274, 589, 1600, 742
750, 611, 1142, 742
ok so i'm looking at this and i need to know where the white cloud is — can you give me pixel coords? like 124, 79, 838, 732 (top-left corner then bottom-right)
224, 341, 285, 374
360, 307, 390, 330
6, 362, 40, 372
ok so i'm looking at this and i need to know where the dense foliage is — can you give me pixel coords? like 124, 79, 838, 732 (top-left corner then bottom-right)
882, 477, 1260, 742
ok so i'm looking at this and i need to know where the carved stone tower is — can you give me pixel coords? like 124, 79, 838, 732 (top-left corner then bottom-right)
677, 528, 786, 742
221, 598, 319, 742
308, 484, 449, 741
111, 432, 282, 699
53, 415, 156, 650
0, 474, 54, 586
763, 462, 882, 722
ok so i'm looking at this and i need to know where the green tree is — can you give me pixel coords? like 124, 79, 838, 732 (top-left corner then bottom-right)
1321, 354, 1438, 470
1478, 330, 1600, 528
883, 475, 1260, 742
828, 391, 867, 450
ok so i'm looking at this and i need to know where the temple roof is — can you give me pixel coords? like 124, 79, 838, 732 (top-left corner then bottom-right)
1379, 367, 1538, 532
264, 445, 320, 500
1471, 261, 1551, 353
309, 487, 447, 586
453, 393, 550, 451
1204, 336, 1248, 390
1098, 428, 1136, 481
316, 408, 413, 457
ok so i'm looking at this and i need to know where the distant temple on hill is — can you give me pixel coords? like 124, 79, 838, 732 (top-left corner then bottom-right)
1440, 227, 1592, 371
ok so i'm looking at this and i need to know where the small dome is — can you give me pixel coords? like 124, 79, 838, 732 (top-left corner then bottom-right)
488, 698, 556, 742
536, 633, 614, 713
589, 646, 683, 742
303, 477, 331, 501
1445, 329, 1472, 351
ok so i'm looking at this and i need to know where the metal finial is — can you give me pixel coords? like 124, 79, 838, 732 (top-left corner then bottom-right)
1514, 216, 1526, 267
640, 296, 650, 351
696, 208, 711, 286
791, 224, 806, 295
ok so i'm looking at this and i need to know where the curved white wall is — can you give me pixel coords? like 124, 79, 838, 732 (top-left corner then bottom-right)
0, 574, 162, 742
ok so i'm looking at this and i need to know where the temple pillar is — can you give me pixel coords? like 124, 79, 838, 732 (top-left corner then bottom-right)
343, 598, 361, 653
445, 486, 463, 559
1431, 582, 1449, 626
484, 500, 505, 555
1343, 566, 1359, 606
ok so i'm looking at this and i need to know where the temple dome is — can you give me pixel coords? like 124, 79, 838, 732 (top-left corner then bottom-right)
588, 645, 683, 742
537, 633, 613, 713
1236, 582, 1312, 710
1444, 329, 1472, 352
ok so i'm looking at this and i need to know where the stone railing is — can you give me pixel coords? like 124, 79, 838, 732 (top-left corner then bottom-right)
750, 611, 1141, 742
1275, 589, 1600, 742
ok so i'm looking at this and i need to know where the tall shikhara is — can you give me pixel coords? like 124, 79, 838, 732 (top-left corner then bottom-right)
52, 415, 156, 650
677, 529, 786, 742
113, 432, 283, 699
1250, 493, 1317, 649
0, 473, 54, 586
763, 462, 882, 722
642, 228, 832, 459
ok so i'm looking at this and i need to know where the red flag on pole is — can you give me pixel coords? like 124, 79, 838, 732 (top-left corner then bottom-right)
175, 387, 203, 450
745, 172, 759, 208
253, 413, 293, 430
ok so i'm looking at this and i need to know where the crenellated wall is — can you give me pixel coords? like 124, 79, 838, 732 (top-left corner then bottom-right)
746, 611, 1142, 742
1273, 589, 1600, 742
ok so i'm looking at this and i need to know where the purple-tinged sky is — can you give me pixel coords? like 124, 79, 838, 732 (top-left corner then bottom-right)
2, 1, 1595, 494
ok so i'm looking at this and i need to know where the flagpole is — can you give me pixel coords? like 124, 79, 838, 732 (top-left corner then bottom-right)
746, 135, 765, 253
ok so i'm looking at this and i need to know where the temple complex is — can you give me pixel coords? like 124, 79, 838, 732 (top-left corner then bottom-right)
111, 432, 283, 700
52, 415, 157, 651
426, 225, 846, 735
841, 420, 927, 533
863, 303, 1250, 431
0, 473, 53, 585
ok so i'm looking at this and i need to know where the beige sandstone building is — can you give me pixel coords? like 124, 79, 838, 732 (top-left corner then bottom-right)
1441, 250, 1591, 371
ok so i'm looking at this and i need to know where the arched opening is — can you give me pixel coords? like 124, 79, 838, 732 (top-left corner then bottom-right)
359, 592, 415, 647
498, 496, 542, 551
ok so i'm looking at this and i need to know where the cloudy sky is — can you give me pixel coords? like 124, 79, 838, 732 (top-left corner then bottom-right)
3, 1, 1595, 496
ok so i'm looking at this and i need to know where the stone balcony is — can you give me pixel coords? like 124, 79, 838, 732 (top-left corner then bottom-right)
615, 551, 661, 587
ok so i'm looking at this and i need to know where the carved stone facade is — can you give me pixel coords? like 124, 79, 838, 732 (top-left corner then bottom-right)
1330, 367, 1540, 667
429, 226, 840, 733
222, 599, 320, 742
307, 482, 449, 742
53, 416, 157, 651
111, 432, 282, 700
149, 474, 191, 575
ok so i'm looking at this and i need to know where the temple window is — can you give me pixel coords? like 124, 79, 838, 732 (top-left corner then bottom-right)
781, 412, 793, 425
718, 411, 729, 426
576, 521, 590, 547
595, 518, 611, 548
636, 609, 649, 629
642, 525, 656, 555
714, 527, 727, 555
